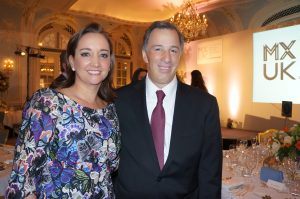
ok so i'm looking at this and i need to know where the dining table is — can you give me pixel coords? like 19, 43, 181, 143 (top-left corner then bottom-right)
0, 144, 14, 196
222, 148, 300, 199
1, 144, 299, 198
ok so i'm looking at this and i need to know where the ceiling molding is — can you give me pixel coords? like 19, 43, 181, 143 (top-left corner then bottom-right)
68, 10, 152, 26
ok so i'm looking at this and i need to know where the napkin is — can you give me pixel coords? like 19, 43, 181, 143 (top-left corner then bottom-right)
222, 177, 244, 191
4, 159, 13, 164
260, 166, 283, 182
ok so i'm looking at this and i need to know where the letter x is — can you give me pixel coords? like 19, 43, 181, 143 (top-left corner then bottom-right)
280, 40, 296, 60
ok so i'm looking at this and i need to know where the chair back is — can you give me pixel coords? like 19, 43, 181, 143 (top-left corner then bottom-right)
0, 128, 9, 144
0, 111, 4, 129
0, 111, 4, 122
258, 128, 278, 143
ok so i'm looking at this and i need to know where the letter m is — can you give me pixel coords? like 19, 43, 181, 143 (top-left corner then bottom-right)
263, 44, 279, 61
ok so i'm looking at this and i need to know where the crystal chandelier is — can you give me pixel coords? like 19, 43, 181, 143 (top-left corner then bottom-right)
3, 59, 14, 74
170, 0, 208, 42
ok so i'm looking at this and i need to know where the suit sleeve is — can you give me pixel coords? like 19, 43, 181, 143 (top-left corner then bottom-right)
198, 97, 222, 199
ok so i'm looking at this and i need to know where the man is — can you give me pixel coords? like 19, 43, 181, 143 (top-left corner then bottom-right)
114, 21, 222, 199
49, 50, 67, 88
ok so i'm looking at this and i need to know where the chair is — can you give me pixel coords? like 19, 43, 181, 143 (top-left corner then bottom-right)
0, 128, 9, 144
13, 123, 20, 136
258, 128, 278, 143
0, 111, 4, 122
0, 111, 5, 128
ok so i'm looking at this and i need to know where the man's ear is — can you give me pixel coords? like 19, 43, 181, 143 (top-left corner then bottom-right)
142, 50, 148, 64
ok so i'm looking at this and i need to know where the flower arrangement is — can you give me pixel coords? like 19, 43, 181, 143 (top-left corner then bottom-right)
270, 123, 300, 161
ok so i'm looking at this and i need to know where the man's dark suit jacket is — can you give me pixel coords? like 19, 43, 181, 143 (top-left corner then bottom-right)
113, 79, 222, 199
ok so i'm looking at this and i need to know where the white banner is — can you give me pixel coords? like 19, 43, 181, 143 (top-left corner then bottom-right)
197, 39, 222, 64
253, 24, 300, 104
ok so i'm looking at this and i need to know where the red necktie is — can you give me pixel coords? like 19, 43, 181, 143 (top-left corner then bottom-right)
151, 90, 165, 170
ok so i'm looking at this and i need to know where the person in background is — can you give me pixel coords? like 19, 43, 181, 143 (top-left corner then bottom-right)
131, 67, 147, 84
6, 23, 121, 199
113, 21, 222, 198
191, 69, 208, 92
49, 50, 68, 88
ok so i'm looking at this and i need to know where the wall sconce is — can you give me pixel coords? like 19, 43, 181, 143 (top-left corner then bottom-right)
14, 45, 46, 100
15, 47, 45, 59
3, 58, 14, 74
14, 48, 26, 56
29, 50, 45, 59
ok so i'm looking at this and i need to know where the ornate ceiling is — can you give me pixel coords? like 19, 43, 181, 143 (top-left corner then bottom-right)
1, 0, 300, 37
69, 0, 252, 23
68, 0, 300, 36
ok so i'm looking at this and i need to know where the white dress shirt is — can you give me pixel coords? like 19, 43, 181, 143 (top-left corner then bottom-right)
146, 75, 177, 163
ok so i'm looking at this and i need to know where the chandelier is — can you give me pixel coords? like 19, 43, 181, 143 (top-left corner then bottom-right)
170, 0, 208, 42
3, 59, 14, 74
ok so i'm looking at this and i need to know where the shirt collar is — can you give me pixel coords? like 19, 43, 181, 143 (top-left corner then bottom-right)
146, 75, 178, 99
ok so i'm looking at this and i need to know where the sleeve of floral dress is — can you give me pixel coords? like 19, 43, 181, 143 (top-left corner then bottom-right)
6, 90, 55, 198
107, 104, 121, 173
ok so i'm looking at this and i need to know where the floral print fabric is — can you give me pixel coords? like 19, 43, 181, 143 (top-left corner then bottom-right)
6, 88, 120, 199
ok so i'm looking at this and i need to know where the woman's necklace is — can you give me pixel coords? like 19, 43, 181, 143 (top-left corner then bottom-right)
72, 94, 106, 109
61, 88, 106, 109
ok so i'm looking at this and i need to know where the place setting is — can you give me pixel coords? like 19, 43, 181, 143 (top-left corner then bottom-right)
222, 127, 300, 199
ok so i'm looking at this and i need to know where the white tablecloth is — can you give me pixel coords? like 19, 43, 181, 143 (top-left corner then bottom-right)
222, 156, 300, 199
0, 145, 14, 196
222, 175, 299, 198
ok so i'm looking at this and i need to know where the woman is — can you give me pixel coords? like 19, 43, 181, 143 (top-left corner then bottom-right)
131, 67, 147, 84
190, 69, 208, 92
6, 23, 120, 199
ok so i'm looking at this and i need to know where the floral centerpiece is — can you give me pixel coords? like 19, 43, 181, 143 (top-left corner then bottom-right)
270, 123, 300, 162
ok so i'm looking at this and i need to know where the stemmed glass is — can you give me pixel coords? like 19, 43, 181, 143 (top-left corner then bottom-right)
251, 136, 258, 149
282, 158, 298, 188
277, 157, 300, 196
227, 144, 239, 174
237, 139, 248, 152
243, 149, 258, 178
229, 144, 237, 151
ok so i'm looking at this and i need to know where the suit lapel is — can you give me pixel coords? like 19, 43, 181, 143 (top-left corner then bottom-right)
131, 81, 162, 173
163, 82, 187, 171
131, 81, 189, 173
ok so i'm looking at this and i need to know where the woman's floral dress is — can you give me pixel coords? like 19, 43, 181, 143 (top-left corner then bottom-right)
6, 88, 121, 199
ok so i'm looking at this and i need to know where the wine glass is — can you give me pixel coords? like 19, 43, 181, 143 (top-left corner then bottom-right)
228, 145, 239, 174
229, 144, 237, 151
251, 136, 258, 149
282, 158, 298, 185
243, 149, 258, 178
237, 139, 248, 152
